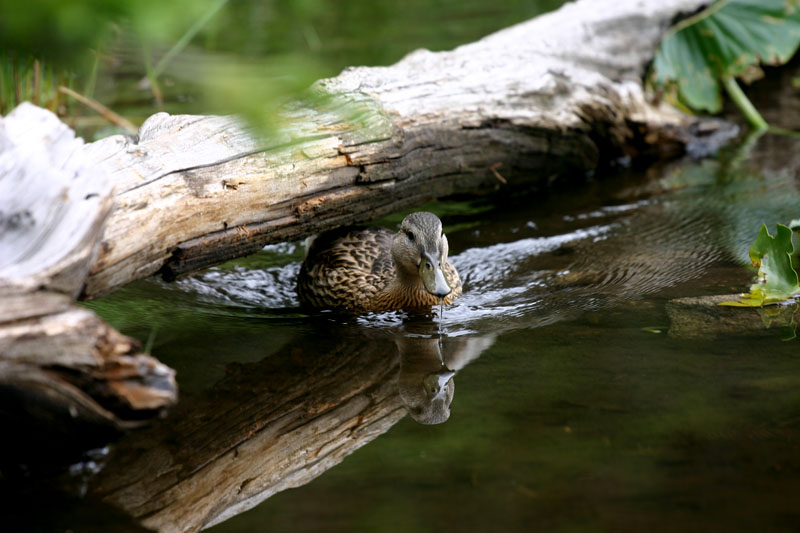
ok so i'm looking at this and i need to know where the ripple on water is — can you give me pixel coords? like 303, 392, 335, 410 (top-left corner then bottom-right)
453, 224, 615, 287
441, 200, 727, 332
177, 262, 301, 310
174, 196, 729, 334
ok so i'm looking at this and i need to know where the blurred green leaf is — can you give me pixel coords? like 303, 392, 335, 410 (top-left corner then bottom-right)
651, 0, 800, 125
653, 23, 722, 112
0, 0, 220, 67
2, 0, 562, 138
721, 224, 800, 306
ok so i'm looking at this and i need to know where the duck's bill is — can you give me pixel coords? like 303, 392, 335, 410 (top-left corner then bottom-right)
420, 253, 452, 297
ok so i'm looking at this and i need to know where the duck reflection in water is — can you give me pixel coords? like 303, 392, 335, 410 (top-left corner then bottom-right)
397, 334, 455, 425
396, 320, 494, 425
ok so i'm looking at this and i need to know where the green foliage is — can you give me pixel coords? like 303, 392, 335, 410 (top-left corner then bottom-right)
651, 0, 800, 129
721, 224, 800, 306
0, 0, 222, 67
0, 0, 325, 135
1, 0, 560, 139
0, 54, 73, 115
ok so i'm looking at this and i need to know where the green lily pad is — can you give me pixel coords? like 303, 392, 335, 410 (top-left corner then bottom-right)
652, 0, 800, 113
721, 224, 800, 306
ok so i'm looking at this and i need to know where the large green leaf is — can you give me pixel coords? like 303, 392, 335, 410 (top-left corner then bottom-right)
721, 224, 800, 306
652, 0, 800, 113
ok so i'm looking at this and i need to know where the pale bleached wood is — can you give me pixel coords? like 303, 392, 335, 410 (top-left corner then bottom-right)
0, 0, 726, 524
0, 103, 177, 429
0, 0, 720, 481
80, 0, 717, 299
0, 102, 113, 296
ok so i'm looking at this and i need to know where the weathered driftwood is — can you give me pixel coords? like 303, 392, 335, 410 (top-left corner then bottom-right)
80, 0, 715, 299
90, 328, 490, 532
0, 104, 177, 444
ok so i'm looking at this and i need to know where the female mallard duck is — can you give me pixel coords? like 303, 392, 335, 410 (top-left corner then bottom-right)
297, 212, 461, 312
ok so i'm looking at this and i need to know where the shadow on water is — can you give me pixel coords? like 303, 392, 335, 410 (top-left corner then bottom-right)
7, 123, 800, 530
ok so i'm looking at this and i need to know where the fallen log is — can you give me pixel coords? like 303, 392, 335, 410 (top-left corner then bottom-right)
0, 104, 177, 457
79, 0, 720, 299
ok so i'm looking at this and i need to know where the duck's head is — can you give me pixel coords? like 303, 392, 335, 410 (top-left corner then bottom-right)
392, 212, 452, 297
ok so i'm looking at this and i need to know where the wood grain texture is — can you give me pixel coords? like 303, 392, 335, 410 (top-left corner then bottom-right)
0, 102, 113, 297
0, 0, 719, 467
0, 103, 177, 431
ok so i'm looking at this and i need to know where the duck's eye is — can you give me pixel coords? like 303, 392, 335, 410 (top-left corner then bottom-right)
425, 262, 432, 270
405, 231, 415, 242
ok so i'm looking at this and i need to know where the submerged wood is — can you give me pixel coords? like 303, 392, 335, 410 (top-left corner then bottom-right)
80, 0, 715, 298
0, 104, 177, 439
667, 295, 800, 340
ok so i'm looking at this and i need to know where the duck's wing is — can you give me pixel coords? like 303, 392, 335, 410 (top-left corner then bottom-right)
444, 260, 463, 302
298, 227, 395, 310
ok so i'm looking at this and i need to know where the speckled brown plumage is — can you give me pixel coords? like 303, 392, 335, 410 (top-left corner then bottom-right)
297, 213, 462, 313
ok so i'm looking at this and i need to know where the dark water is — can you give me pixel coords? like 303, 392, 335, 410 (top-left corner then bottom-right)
28, 127, 793, 532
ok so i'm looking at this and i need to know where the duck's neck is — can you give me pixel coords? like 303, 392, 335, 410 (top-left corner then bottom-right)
386, 282, 434, 309
375, 273, 443, 310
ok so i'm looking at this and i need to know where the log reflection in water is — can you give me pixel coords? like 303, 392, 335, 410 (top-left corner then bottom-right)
91, 323, 491, 532
91, 330, 402, 532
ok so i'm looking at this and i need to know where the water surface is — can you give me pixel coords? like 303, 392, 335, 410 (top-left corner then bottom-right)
65, 130, 800, 532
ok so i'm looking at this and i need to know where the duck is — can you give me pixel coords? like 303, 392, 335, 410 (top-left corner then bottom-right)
297, 212, 461, 312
